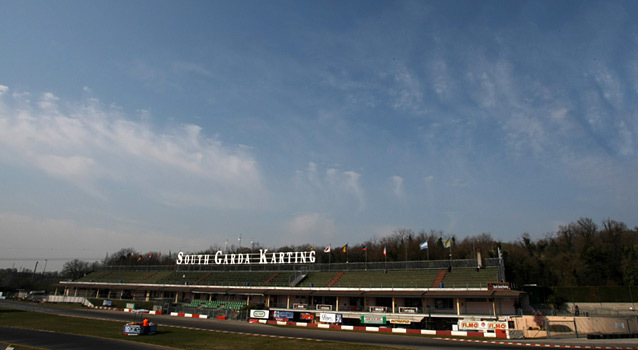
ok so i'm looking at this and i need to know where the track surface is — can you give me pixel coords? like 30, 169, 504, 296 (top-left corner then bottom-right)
0, 301, 636, 350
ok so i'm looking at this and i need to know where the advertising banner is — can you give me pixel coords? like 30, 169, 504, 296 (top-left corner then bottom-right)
398, 306, 417, 313
458, 319, 508, 331
361, 315, 386, 324
273, 311, 294, 319
250, 309, 269, 319
368, 306, 387, 312
320, 313, 342, 324
389, 319, 411, 325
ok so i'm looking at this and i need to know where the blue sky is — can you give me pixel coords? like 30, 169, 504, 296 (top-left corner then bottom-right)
1, 1, 637, 271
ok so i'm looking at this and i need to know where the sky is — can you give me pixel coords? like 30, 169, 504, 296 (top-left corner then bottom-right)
1, 0, 637, 271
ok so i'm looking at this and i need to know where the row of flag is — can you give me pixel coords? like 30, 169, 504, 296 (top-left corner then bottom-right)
125, 240, 453, 261
322, 239, 452, 254
129, 252, 171, 261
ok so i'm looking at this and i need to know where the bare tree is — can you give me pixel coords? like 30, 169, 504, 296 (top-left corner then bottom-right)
61, 259, 91, 280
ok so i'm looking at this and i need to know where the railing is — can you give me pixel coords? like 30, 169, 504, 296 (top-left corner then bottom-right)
98, 258, 500, 273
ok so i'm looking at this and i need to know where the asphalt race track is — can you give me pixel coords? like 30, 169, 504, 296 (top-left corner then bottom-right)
0, 326, 172, 350
1, 301, 636, 350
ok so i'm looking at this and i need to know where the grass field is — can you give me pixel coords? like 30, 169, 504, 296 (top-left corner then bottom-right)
0, 307, 398, 350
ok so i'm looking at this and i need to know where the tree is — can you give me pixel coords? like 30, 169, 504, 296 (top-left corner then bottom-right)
105, 248, 138, 266
61, 259, 91, 280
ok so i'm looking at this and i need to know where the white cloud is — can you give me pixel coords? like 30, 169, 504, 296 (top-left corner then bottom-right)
294, 163, 366, 213
391, 64, 424, 112
615, 120, 633, 157
391, 175, 405, 198
0, 85, 267, 209
593, 64, 623, 108
430, 59, 455, 101
282, 212, 337, 245
343, 170, 365, 212
503, 112, 547, 155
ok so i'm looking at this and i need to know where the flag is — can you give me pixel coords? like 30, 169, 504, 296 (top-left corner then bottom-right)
137, 255, 142, 261
342, 244, 347, 253
324, 245, 331, 253
383, 246, 387, 256
419, 240, 428, 250
444, 239, 451, 248
148, 253, 152, 258
362, 245, 367, 251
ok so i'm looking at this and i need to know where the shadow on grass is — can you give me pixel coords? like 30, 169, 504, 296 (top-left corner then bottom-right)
0, 309, 24, 314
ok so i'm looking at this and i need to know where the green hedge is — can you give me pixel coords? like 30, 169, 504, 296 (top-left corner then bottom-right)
551, 286, 637, 302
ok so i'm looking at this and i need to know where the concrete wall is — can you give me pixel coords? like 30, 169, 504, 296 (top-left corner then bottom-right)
567, 302, 637, 316
511, 314, 638, 338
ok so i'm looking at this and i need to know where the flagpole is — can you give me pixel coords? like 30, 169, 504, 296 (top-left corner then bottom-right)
449, 239, 452, 270
384, 246, 387, 267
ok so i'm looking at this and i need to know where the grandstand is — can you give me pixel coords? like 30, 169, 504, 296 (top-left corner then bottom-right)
59, 258, 520, 330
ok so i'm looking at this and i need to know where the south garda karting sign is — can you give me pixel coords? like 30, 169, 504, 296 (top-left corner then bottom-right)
458, 319, 508, 331
176, 249, 316, 266
487, 282, 511, 290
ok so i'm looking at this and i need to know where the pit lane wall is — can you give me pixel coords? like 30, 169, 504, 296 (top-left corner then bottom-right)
249, 318, 511, 338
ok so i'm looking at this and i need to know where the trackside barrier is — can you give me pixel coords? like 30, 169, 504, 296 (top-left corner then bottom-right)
45, 296, 165, 315
170, 312, 208, 319
45, 295, 94, 308
248, 319, 507, 339
89, 305, 163, 315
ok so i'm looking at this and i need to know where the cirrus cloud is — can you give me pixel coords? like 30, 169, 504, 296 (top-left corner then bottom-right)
0, 85, 268, 209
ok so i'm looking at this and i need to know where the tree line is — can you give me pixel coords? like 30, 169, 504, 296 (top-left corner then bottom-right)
59, 217, 638, 288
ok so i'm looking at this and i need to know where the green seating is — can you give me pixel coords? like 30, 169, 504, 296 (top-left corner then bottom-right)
440, 268, 499, 288
332, 269, 441, 288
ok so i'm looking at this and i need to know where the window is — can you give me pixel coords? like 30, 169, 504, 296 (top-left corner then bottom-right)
466, 298, 487, 302
434, 298, 453, 309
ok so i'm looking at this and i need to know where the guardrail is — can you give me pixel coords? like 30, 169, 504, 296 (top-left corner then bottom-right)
97, 258, 500, 273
